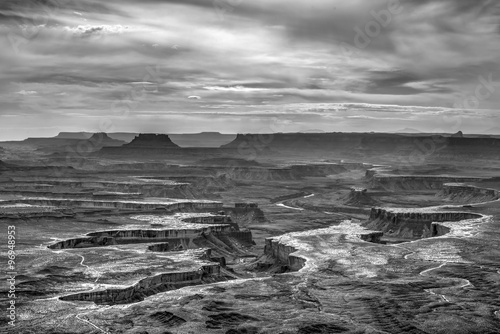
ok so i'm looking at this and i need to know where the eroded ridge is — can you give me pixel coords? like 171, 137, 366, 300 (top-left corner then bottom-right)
48, 212, 251, 249
8, 197, 221, 211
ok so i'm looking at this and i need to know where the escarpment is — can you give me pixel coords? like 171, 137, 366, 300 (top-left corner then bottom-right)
49, 225, 238, 249
48, 236, 117, 249
59, 264, 222, 305
364, 208, 484, 239
48, 211, 253, 249
438, 183, 499, 203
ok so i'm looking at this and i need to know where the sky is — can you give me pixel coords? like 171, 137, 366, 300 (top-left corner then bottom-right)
1, 0, 500, 140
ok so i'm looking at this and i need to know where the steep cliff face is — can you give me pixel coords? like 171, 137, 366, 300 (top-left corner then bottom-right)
59, 264, 221, 305
364, 208, 483, 239
48, 236, 116, 249
430, 222, 451, 237
438, 183, 499, 203
86, 225, 233, 241
264, 238, 306, 271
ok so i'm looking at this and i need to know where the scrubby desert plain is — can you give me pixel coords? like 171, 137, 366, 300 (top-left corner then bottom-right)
1, 132, 500, 334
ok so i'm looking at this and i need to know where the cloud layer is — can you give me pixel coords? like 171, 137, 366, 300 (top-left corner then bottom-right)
1, 0, 499, 139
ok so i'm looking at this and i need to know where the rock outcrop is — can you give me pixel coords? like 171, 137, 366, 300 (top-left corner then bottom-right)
264, 238, 306, 271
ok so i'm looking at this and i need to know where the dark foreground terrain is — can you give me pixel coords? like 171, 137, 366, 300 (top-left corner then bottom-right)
1, 132, 500, 333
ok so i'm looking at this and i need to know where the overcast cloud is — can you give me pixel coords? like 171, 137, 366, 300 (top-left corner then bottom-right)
1, 0, 499, 139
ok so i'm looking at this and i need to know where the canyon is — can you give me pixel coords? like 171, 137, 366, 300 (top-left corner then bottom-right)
1, 133, 500, 334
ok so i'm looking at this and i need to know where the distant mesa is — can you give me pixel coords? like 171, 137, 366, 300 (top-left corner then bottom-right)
54, 132, 92, 140
53, 131, 138, 142
125, 134, 180, 148
86, 133, 125, 147
451, 131, 464, 138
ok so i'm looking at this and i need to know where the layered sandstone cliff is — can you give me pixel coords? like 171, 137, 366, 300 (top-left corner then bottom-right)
49, 225, 234, 249
48, 212, 253, 250
264, 238, 306, 271
59, 264, 221, 304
